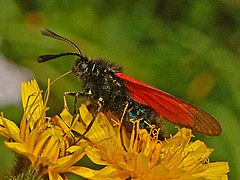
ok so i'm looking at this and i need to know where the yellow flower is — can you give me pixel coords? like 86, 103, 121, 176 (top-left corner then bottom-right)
0, 80, 85, 180
0, 79, 230, 179
63, 105, 230, 180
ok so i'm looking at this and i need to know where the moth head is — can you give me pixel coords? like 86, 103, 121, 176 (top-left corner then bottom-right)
72, 56, 89, 76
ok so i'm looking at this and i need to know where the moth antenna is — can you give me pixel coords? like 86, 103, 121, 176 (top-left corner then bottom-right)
37, 52, 81, 62
41, 28, 83, 56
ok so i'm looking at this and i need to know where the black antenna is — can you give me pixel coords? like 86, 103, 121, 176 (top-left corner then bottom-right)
38, 52, 81, 62
37, 29, 83, 63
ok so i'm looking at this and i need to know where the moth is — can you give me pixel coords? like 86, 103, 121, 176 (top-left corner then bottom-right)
38, 29, 222, 139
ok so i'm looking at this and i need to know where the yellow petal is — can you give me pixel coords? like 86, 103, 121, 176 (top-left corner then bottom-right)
55, 148, 85, 172
60, 109, 85, 134
68, 165, 124, 179
4, 141, 36, 163
43, 79, 51, 107
19, 116, 28, 141
137, 152, 150, 174
1, 115, 21, 142
21, 80, 45, 130
85, 145, 110, 165
42, 136, 58, 158
5, 142, 27, 154
194, 162, 229, 179
86, 112, 117, 143
151, 163, 169, 177
29, 123, 48, 153
67, 145, 83, 153
181, 140, 212, 169
67, 166, 99, 178
48, 141, 60, 163
33, 131, 51, 157
79, 104, 93, 125
48, 168, 63, 180
97, 165, 126, 179
0, 127, 9, 139
53, 115, 70, 134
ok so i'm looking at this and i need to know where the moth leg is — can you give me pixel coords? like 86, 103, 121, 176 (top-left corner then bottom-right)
63, 91, 91, 135
156, 115, 168, 140
76, 101, 103, 142
63, 91, 91, 113
119, 102, 129, 152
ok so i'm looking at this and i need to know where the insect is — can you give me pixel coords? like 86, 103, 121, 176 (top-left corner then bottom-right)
38, 29, 222, 139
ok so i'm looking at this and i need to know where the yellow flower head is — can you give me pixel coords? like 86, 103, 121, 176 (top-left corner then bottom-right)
63, 105, 230, 180
0, 80, 85, 180
0, 79, 229, 180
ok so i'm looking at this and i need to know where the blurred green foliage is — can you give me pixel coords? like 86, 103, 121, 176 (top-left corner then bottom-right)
0, 0, 239, 179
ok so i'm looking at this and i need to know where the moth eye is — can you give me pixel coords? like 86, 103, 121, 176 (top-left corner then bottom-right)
79, 62, 88, 71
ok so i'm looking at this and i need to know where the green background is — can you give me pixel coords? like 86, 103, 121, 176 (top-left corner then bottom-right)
0, 1, 239, 179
